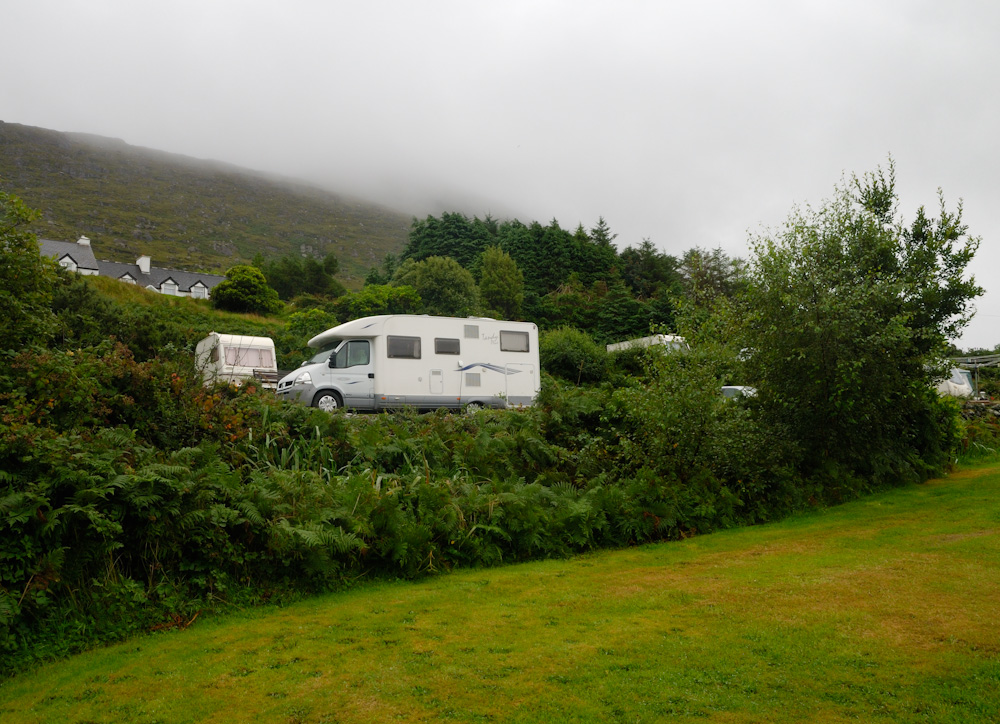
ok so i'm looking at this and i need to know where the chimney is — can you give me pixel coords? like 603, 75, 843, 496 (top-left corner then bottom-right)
137, 255, 151, 275
77, 235, 91, 247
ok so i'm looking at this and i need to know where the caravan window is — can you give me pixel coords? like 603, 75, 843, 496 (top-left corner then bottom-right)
224, 346, 274, 368
500, 330, 530, 352
435, 338, 460, 355
387, 336, 421, 359
332, 340, 370, 368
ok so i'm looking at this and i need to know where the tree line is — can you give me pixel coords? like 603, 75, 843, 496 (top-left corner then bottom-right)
212, 210, 747, 347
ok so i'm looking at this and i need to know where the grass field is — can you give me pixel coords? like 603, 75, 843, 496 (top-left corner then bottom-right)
2, 464, 999, 723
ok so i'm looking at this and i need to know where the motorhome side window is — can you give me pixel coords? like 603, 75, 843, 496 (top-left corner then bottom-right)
332, 340, 371, 368
435, 338, 460, 355
499, 330, 530, 352
387, 335, 421, 359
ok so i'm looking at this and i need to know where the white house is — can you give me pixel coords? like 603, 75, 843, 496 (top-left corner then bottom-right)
39, 236, 226, 299
39, 235, 101, 275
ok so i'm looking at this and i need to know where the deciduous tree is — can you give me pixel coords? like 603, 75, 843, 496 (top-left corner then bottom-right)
739, 163, 982, 483
393, 256, 478, 317
477, 246, 524, 319
211, 265, 283, 315
256, 253, 344, 300
0, 191, 59, 350
333, 284, 421, 321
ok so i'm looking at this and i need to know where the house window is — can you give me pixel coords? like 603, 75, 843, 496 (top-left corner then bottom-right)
500, 330, 529, 352
435, 338, 460, 355
161, 280, 178, 296
387, 335, 421, 359
120, 274, 136, 285
191, 284, 208, 299
59, 256, 78, 272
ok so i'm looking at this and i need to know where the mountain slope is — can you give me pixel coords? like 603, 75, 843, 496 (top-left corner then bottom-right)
0, 121, 412, 285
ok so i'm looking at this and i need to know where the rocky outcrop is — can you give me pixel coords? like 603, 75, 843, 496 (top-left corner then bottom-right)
960, 400, 1000, 421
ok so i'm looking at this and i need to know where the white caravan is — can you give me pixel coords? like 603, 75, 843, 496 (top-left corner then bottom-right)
276, 315, 540, 412
606, 334, 688, 353
194, 333, 278, 388
935, 367, 975, 398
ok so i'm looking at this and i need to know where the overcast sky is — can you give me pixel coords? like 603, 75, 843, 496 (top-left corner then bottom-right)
5, 0, 999, 350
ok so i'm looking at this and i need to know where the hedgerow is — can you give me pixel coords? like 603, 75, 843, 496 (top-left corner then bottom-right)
0, 344, 794, 675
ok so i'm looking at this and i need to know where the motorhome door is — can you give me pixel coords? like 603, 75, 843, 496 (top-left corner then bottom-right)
329, 340, 375, 409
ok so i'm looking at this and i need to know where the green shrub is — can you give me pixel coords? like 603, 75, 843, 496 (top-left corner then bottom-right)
539, 327, 607, 384
211, 265, 283, 315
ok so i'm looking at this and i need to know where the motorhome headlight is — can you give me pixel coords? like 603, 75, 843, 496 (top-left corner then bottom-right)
294, 371, 312, 386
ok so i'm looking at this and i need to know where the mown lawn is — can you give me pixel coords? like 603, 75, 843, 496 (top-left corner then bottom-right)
2, 464, 999, 723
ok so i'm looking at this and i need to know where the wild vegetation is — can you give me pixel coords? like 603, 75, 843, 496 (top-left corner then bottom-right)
3, 463, 999, 722
1, 162, 997, 684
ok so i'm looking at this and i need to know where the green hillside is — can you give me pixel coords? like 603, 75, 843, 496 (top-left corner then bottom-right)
0, 121, 411, 285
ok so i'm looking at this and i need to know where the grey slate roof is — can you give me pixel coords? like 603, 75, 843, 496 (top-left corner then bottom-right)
38, 238, 100, 272
96, 260, 226, 293
38, 237, 226, 294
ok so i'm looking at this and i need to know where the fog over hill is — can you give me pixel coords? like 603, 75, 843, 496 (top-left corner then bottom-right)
3, 1, 1000, 348
0, 122, 412, 286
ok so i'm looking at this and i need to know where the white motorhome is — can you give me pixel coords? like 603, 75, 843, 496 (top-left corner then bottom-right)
194, 333, 278, 388
606, 334, 688, 353
276, 315, 540, 412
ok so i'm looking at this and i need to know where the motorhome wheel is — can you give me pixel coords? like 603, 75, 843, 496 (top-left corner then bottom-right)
313, 391, 342, 412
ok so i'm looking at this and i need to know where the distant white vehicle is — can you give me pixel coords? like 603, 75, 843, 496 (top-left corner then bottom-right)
195, 333, 278, 388
721, 385, 757, 399
606, 334, 688, 353
276, 314, 540, 412
935, 367, 974, 398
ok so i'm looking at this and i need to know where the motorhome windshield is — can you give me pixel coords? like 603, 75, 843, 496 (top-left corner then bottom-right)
307, 345, 339, 365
